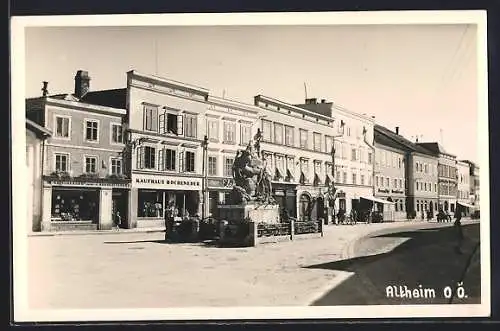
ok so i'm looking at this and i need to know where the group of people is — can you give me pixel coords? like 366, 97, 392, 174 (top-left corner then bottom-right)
334, 207, 378, 225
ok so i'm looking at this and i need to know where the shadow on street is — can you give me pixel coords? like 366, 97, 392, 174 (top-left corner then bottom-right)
305, 223, 481, 306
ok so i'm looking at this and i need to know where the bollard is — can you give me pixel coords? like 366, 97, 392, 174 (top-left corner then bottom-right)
290, 218, 295, 241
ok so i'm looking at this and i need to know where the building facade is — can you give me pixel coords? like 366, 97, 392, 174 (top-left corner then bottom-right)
25, 71, 130, 232
26, 119, 52, 232
462, 160, 480, 208
374, 125, 439, 219
457, 160, 471, 211
418, 143, 458, 213
373, 126, 406, 220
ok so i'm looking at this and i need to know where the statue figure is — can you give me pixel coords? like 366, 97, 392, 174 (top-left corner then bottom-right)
228, 136, 276, 205
253, 128, 263, 158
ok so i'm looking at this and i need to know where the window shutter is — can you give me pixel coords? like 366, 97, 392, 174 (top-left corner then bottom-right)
177, 114, 184, 136
143, 107, 148, 131
152, 107, 158, 132
179, 151, 184, 172
159, 112, 165, 134
192, 116, 197, 138
136, 147, 141, 169
159, 149, 164, 171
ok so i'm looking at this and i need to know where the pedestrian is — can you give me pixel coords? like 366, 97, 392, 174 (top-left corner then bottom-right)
114, 211, 122, 230
454, 205, 464, 254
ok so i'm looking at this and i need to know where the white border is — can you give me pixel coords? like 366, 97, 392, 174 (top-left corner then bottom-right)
11, 10, 489, 322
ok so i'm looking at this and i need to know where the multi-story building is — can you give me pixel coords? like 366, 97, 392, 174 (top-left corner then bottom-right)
418, 142, 458, 213
26, 119, 52, 232
83, 71, 261, 228
373, 126, 407, 220
457, 160, 471, 213
374, 125, 439, 218
25, 71, 130, 232
462, 160, 480, 208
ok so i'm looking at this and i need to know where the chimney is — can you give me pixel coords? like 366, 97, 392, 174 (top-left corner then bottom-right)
395, 126, 399, 135
321, 99, 326, 103
74, 70, 91, 98
41, 81, 49, 97
305, 98, 317, 104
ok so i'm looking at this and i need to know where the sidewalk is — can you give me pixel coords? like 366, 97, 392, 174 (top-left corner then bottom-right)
28, 226, 166, 237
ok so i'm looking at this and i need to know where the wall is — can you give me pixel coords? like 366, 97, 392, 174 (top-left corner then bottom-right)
26, 130, 42, 231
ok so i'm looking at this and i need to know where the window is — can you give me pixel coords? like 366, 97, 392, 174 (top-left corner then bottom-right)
110, 158, 122, 175
398, 158, 402, 169
352, 173, 357, 185
262, 120, 272, 141
207, 120, 219, 142
399, 179, 403, 188
276, 156, 285, 176
137, 146, 156, 169
425, 164, 428, 173
300, 159, 309, 178
55, 153, 69, 172
386, 177, 390, 187
361, 175, 365, 185
85, 119, 99, 142
299, 129, 308, 149
394, 179, 398, 188
184, 151, 195, 172
325, 136, 333, 154
336, 169, 341, 182
143, 105, 158, 132
159, 149, 176, 171
285, 126, 294, 146
376, 176, 379, 186
54, 116, 70, 138
160, 112, 183, 135
274, 123, 284, 145
347, 127, 351, 136
342, 142, 348, 159
85, 156, 97, 173
224, 157, 234, 177
343, 171, 347, 184
313, 132, 322, 152
208, 156, 217, 176
314, 161, 321, 175
286, 157, 295, 177
240, 125, 251, 146
184, 114, 197, 138
223, 122, 236, 143
351, 148, 357, 161
111, 123, 123, 144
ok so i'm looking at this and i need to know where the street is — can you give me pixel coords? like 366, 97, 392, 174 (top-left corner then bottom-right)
28, 220, 481, 309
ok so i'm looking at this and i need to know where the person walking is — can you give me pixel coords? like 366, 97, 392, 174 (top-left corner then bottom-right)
454, 205, 464, 254
114, 211, 122, 230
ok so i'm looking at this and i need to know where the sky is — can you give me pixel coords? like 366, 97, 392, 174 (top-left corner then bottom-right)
24, 24, 479, 162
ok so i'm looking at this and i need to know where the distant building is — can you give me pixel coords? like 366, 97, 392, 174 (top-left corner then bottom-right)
375, 125, 439, 219
373, 126, 407, 220
26, 119, 51, 232
25, 71, 130, 232
456, 160, 471, 213
417, 142, 458, 213
462, 160, 480, 208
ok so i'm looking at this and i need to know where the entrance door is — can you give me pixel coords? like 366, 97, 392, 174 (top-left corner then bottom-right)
112, 190, 128, 228
299, 194, 311, 221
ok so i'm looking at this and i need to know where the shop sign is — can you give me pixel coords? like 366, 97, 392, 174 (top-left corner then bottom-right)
47, 180, 131, 188
133, 174, 202, 190
378, 188, 390, 193
391, 189, 404, 194
207, 178, 234, 189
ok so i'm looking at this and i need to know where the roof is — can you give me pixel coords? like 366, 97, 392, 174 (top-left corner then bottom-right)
294, 102, 333, 117
374, 124, 435, 156
416, 142, 456, 158
26, 119, 51, 138
80, 89, 127, 109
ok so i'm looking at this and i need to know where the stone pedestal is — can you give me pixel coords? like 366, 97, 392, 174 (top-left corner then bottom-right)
217, 203, 280, 223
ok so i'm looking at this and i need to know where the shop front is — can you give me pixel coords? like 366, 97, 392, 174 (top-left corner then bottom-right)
41, 176, 131, 232
206, 177, 234, 219
272, 182, 298, 220
375, 187, 406, 220
130, 173, 203, 228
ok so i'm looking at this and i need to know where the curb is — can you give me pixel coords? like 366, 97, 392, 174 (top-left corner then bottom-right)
28, 228, 165, 237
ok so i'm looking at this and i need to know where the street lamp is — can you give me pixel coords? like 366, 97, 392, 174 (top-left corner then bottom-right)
201, 135, 209, 220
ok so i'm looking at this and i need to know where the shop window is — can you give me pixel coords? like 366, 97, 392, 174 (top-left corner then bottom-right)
85, 119, 99, 142
51, 190, 99, 221
110, 158, 122, 175
111, 123, 123, 144
54, 115, 70, 139
285, 125, 294, 146
208, 156, 217, 176
143, 105, 159, 132
223, 121, 236, 144
85, 156, 97, 173
54, 153, 69, 172
137, 190, 163, 218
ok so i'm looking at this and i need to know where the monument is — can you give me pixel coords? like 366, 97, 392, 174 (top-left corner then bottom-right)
218, 128, 280, 230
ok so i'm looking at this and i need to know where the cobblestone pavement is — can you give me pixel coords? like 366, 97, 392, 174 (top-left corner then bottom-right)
27, 220, 473, 309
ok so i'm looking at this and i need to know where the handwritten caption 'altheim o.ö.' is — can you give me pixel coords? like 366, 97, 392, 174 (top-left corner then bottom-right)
385, 283, 469, 300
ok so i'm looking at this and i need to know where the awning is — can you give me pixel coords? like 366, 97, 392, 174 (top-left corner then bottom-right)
457, 202, 478, 209
361, 196, 395, 204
